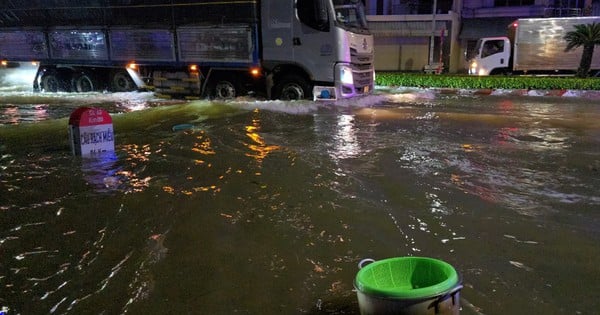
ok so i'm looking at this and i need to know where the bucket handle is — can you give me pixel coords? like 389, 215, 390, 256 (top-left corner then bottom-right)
447, 284, 463, 297
437, 284, 463, 305
428, 283, 463, 313
357, 258, 375, 269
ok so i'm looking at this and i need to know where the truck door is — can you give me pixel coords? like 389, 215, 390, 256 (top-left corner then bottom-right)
293, 0, 336, 83
261, 0, 335, 82
479, 39, 510, 74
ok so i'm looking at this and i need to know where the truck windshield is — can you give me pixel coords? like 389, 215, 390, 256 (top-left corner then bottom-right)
333, 0, 368, 32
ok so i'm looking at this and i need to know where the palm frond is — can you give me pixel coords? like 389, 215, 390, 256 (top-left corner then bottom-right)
564, 22, 600, 52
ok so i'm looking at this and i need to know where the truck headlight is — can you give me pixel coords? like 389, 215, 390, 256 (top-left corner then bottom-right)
469, 61, 477, 74
340, 66, 353, 85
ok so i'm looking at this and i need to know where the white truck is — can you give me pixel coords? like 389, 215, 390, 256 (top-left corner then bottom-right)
468, 16, 600, 76
0, 0, 375, 101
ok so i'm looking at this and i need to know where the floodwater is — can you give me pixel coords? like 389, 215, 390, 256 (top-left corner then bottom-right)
1, 80, 599, 314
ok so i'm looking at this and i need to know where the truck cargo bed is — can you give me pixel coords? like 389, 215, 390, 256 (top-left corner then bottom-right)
512, 17, 600, 72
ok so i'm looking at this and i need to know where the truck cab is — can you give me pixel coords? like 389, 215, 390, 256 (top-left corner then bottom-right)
262, 0, 374, 100
468, 37, 511, 76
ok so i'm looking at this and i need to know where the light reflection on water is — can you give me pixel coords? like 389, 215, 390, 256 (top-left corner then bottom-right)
1, 104, 50, 124
0, 90, 599, 314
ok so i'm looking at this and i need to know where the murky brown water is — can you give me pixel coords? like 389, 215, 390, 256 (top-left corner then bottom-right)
1, 88, 599, 314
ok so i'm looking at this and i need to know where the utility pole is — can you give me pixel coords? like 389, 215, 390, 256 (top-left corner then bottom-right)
428, 0, 438, 70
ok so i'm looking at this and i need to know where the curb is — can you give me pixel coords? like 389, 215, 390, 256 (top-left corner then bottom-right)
433, 88, 600, 99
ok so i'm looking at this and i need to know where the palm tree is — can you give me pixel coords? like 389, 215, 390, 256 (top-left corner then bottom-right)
564, 22, 600, 78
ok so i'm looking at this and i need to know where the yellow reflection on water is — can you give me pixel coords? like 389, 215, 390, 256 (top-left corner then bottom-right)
244, 109, 280, 162
119, 143, 155, 193
122, 143, 152, 162
191, 130, 215, 156
162, 186, 175, 194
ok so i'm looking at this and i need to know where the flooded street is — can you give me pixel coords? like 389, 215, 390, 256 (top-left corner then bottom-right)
1, 83, 599, 314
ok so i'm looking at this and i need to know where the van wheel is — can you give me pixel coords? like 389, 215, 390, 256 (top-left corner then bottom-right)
274, 74, 312, 100
73, 73, 98, 92
111, 70, 135, 92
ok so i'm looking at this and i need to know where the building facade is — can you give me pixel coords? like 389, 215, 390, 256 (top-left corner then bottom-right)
366, 0, 600, 73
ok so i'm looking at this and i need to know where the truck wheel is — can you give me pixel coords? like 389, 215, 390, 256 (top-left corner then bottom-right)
111, 70, 135, 92
208, 79, 239, 99
73, 73, 98, 92
40, 72, 69, 92
274, 74, 312, 100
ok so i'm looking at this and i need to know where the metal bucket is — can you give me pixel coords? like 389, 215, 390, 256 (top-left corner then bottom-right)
354, 257, 462, 315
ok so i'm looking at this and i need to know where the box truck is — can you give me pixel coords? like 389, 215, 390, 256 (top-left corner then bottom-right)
468, 16, 600, 76
0, 0, 375, 100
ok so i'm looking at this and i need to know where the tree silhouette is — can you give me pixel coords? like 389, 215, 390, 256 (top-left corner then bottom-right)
564, 22, 600, 78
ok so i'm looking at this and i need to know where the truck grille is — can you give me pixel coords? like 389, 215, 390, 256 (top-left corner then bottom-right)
350, 50, 374, 90
350, 49, 374, 65
353, 70, 373, 87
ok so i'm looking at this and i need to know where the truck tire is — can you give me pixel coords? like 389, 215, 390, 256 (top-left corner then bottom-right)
111, 70, 135, 92
274, 74, 312, 100
207, 79, 240, 99
72, 73, 98, 92
40, 72, 69, 92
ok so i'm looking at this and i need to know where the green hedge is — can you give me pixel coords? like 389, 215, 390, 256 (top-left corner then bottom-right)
375, 72, 600, 90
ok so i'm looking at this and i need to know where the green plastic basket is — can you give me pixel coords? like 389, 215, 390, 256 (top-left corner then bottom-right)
355, 257, 459, 299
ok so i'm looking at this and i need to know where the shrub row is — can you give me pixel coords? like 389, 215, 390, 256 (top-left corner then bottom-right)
375, 72, 600, 90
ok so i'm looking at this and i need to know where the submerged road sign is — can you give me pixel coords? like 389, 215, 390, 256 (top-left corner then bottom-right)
68, 107, 114, 156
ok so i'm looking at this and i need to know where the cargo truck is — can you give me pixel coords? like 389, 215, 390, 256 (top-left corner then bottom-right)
468, 16, 600, 76
0, 0, 375, 101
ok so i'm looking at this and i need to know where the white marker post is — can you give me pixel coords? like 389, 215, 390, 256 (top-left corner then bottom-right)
68, 107, 115, 156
